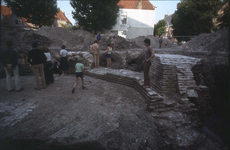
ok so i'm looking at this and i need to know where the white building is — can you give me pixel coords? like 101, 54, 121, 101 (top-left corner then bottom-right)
163, 14, 173, 39
111, 0, 156, 39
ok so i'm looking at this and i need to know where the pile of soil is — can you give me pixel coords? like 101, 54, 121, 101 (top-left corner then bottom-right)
36, 27, 141, 51
1, 25, 51, 54
179, 27, 228, 52
36, 26, 95, 51
129, 35, 176, 49
99, 34, 141, 50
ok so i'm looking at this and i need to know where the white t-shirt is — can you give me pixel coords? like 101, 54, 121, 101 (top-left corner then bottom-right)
107, 47, 112, 54
44, 52, 51, 61
111, 38, 116, 44
60, 49, 68, 57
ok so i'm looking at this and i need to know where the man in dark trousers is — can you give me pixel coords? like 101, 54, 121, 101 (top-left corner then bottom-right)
159, 37, 163, 48
2, 40, 23, 92
142, 38, 155, 88
27, 42, 47, 90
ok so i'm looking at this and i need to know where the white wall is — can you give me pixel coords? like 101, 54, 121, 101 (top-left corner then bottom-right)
111, 8, 156, 39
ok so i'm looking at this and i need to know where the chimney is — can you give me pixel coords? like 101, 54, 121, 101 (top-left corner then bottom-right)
137, 0, 142, 9
165, 14, 168, 18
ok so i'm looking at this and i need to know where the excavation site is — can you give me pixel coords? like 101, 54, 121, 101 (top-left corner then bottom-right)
0, 25, 228, 150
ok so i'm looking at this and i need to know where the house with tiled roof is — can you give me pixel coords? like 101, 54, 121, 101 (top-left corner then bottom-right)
53, 10, 73, 27
1, 5, 72, 30
1, 5, 29, 29
111, 0, 157, 39
163, 14, 174, 39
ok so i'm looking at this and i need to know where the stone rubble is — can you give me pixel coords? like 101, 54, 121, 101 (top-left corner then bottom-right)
178, 27, 228, 52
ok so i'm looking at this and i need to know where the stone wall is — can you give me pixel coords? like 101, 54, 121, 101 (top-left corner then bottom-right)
150, 57, 163, 94
150, 54, 213, 115
150, 57, 179, 95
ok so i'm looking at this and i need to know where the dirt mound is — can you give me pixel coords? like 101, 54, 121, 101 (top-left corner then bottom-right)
0, 25, 52, 54
99, 34, 141, 50
179, 27, 228, 52
1, 25, 174, 54
129, 35, 176, 49
36, 26, 95, 50
36, 27, 142, 51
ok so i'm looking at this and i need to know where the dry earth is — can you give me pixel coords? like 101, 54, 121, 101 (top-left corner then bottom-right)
0, 75, 166, 150
0, 73, 227, 150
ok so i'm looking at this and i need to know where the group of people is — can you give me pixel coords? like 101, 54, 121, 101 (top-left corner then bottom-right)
27, 43, 72, 90
90, 35, 155, 88
1, 36, 155, 93
90, 33, 116, 69
1, 41, 73, 91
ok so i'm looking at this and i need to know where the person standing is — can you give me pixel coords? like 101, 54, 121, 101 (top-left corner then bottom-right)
111, 36, 116, 51
90, 41, 99, 68
96, 32, 101, 45
105, 44, 112, 69
59, 45, 69, 76
27, 42, 47, 90
142, 38, 155, 88
159, 37, 163, 49
2, 40, 23, 92
39, 46, 54, 85
72, 60, 85, 93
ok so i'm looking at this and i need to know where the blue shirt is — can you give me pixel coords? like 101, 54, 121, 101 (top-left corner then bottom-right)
96, 34, 101, 40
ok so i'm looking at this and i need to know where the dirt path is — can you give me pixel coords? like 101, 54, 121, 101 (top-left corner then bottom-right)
0, 75, 165, 150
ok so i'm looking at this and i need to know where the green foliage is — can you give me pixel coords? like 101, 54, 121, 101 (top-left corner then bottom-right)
4, 0, 58, 28
154, 19, 166, 36
70, 0, 120, 31
172, 0, 222, 37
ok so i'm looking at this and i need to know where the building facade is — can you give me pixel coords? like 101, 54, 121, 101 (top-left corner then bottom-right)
163, 14, 173, 39
111, 0, 156, 39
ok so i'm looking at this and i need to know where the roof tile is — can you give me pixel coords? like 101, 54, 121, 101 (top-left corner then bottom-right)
1, 5, 72, 25
117, 0, 155, 10
55, 10, 72, 25
1, 5, 12, 23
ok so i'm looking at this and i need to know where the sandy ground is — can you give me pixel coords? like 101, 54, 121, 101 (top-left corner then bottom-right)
0, 75, 166, 150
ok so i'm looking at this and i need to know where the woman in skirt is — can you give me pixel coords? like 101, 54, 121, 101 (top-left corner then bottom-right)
59, 45, 69, 76
39, 46, 54, 85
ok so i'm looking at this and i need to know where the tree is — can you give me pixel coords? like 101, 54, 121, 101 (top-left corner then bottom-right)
4, 0, 58, 28
171, 0, 222, 38
154, 19, 166, 36
70, 0, 120, 31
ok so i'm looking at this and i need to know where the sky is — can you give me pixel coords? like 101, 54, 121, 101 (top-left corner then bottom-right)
57, 0, 180, 25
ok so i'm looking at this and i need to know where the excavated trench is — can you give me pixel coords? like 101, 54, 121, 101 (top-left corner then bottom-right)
0, 26, 228, 149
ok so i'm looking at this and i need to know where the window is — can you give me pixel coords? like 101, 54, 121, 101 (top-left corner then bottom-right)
120, 12, 127, 25
122, 31, 126, 35
67, 22, 72, 26
15, 18, 22, 26
1, 15, 4, 21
